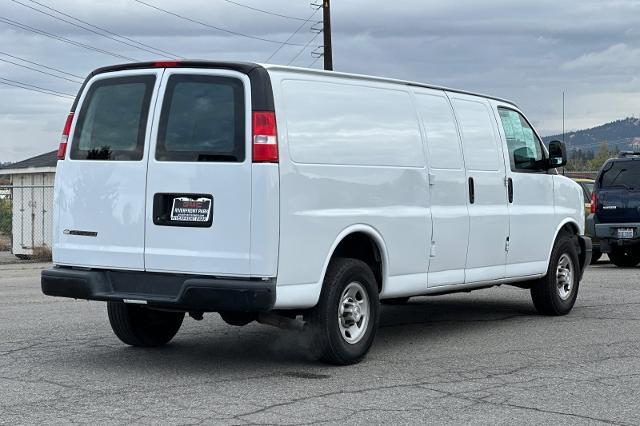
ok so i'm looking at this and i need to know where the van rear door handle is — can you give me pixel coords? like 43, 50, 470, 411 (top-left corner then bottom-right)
507, 177, 513, 203
468, 177, 475, 204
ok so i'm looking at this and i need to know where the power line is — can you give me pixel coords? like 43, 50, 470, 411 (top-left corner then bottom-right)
220, 0, 307, 21
0, 77, 75, 98
287, 30, 322, 65
0, 79, 72, 98
13, 0, 181, 59
265, 7, 320, 62
10, 0, 151, 59
0, 50, 84, 79
0, 16, 137, 61
0, 57, 82, 84
308, 54, 322, 68
26, 0, 181, 58
132, 0, 305, 46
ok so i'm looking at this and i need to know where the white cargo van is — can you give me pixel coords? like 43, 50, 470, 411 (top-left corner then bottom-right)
42, 61, 591, 365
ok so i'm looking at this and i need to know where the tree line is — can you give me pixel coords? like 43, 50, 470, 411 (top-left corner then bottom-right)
564, 141, 621, 171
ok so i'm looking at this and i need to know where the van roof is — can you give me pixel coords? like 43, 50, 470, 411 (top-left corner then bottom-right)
264, 64, 517, 107
85, 60, 518, 108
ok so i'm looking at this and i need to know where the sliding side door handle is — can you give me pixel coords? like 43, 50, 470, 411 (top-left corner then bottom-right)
468, 177, 475, 204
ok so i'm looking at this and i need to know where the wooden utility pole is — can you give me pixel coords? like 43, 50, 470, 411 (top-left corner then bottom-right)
323, 0, 333, 70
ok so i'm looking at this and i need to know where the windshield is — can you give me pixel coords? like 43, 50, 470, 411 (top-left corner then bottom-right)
600, 161, 640, 190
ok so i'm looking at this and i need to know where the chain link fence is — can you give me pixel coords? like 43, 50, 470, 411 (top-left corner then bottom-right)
0, 185, 54, 264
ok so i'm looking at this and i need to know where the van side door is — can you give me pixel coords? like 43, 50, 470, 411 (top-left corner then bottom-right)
492, 103, 556, 277
449, 93, 509, 283
413, 89, 470, 287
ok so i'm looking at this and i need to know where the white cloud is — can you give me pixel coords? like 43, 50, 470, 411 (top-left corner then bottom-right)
561, 43, 640, 72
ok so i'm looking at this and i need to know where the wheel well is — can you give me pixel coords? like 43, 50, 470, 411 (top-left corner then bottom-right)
559, 222, 579, 237
331, 232, 383, 292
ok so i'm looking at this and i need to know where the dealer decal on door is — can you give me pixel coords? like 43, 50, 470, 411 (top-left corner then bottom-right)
170, 197, 212, 223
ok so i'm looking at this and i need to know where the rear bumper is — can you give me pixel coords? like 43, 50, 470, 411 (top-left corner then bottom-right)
41, 267, 276, 312
587, 216, 640, 251
594, 223, 640, 239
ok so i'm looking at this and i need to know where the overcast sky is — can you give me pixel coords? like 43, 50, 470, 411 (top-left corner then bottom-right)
1, 0, 639, 162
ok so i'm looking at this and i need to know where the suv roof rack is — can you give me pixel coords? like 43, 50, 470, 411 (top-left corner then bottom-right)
617, 151, 640, 158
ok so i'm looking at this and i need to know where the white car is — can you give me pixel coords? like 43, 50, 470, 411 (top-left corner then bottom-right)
42, 61, 591, 365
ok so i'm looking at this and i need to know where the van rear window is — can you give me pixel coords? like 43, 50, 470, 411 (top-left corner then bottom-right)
156, 75, 245, 162
70, 75, 156, 161
600, 161, 640, 190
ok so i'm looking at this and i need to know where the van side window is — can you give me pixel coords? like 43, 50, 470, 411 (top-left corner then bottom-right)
451, 99, 500, 171
498, 108, 545, 172
415, 93, 462, 170
156, 75, 245, 162
70, 75, 156, 161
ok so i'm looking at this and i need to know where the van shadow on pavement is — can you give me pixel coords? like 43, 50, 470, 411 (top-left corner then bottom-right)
60, 292, 538, 374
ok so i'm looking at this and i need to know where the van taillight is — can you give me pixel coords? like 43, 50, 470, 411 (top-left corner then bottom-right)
252, 111, 278, 163
153, 61, 180, 68
591, 192, 597, 214
57, 112, 74, 160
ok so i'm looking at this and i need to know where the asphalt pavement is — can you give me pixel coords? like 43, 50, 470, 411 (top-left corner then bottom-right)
1, 259, 639, 425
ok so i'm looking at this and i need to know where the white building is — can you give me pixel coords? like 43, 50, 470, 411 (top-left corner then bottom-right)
0, 151, 57, 258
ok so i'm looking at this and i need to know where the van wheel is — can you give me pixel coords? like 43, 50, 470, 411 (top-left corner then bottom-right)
531, 233, 580, 316
608, 247, 640, 267
107, 302, 184, 347
306, 258, 380, 365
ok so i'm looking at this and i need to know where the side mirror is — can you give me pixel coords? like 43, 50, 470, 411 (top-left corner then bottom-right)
513, 146, 535, 168
547, 140, 567, 168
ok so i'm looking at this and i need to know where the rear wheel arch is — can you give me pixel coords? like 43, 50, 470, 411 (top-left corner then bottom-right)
322, 226, 388, 294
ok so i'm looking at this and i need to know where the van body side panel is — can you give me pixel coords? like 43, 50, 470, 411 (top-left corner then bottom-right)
448, 93, 509, 283
271, 71, 430, 307
412, 89, 470, 287
553, 175, 585, 235
250, 164, 279, 277
53, 69, 164, 270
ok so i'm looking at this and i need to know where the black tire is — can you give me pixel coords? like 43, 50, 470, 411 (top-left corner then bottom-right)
306, 258, 380, 365
531, 233, 580, 316
608, 246, 640, 267
107, 302, 184, 347
590, 248, 602, 264
381, 297, 410, 305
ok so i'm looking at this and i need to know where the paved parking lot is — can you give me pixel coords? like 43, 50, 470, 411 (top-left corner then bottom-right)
1, 259, 640, 425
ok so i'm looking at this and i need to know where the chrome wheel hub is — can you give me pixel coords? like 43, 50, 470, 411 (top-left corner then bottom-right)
556, 253, 574, 300
338, 282, 370, 344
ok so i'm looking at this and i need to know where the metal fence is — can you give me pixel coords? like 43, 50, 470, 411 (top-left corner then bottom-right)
0, 185, 54, 264
563, 171, 599, 180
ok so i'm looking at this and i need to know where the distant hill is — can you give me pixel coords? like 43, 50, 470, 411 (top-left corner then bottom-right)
543, 117, 640, 152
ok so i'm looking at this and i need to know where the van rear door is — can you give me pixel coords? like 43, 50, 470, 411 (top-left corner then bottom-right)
54, 69, 163, 269
144, 69, 252, 276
